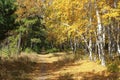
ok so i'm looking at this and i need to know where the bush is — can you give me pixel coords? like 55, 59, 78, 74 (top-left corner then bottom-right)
107, 63, 119, 73
0, 47, 11, 57
46, 48, 59, 53
54, 53, 81, 68
0, 55, 34, 80
58, 73, 74, 80
24, 48, 33, 53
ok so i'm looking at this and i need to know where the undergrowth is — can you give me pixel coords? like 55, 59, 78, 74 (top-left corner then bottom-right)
58, 73, 74, 80
0, 54, 36, 80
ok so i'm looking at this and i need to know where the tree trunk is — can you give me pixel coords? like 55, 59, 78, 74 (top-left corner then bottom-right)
73, 37, 77, 53
117, 21, 120, 55
70, 38, 74, 52
95, 0, 105, 66
82, 35, 93, 60
89, 35, 93, 60
17, 32, 22, 54
108, 26, 112, 57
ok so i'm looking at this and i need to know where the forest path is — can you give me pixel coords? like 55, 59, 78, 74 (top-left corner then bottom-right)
27, 52, 120, 80
29, 52, 66, 80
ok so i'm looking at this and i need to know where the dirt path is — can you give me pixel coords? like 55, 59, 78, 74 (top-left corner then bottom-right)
27, 52, 120, 80
29, 52, 66, 80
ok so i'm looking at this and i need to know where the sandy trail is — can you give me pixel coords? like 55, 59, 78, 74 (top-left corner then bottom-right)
27, 52, 120, 80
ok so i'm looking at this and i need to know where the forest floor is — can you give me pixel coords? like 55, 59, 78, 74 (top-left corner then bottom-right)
27, 52, 120, 80
0, 52, 120, 80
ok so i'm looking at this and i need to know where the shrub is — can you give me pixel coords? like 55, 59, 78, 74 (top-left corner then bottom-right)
0, 47, 10, 57
24, 48, 33, 53
46, 48, 59, 53
107, 63, 119, 73
58, 73, 74, 80
0, 55, 33, 80
54, 53, 81, 69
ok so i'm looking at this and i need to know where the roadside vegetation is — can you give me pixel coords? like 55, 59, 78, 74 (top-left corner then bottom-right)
0, 0, 120, 80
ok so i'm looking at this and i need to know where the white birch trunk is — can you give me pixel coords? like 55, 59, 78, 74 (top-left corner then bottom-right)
88, 0, 93, 60
17, 32, 22, 54
117, 44, 120, 54
96, 8, 102, 61
82, 35, 93, 60
74, 37, 77, 53
102, 26, 105, 47
95, 1, 105, 66
89, 36, 92, 60
70, 38, 74, 51
117, 21, 120, 54
108, 26, 112, 57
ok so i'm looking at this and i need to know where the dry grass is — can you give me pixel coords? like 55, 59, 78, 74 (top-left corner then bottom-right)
33, 52, 120, 80
0, 52, 120, 80
58, 73, 74, 80
0, 53, 37, 80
